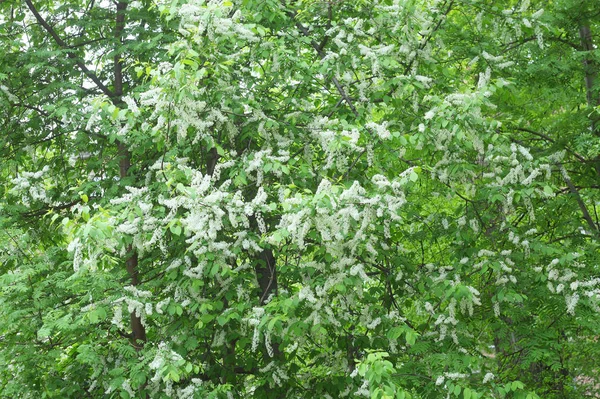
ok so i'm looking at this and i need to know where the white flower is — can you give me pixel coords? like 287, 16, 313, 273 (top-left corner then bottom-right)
532, 9, 544, 18
483, 372, 495, 384
566, 293, 579, 315
366, 121, 391, 140
0, 85, 18, 102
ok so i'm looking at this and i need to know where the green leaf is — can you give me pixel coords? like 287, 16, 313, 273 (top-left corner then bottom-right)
170, 224, 182, 236
405, 329, 418, 345
454, 385, 461, 396
386, 326, 403, 340
512, 381, 524, 391
37, 326, 51, 339
409, 171, 418, 182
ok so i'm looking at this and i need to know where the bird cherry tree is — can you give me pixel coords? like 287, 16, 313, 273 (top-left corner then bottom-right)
1, 0, 599, 398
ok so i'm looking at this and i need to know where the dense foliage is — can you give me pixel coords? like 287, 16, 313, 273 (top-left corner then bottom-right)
1, 0, 599, 398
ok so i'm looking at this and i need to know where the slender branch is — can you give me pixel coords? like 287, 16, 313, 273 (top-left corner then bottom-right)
559, 164, 599, 238
283, 7, 360, 118
21, 200, 84, 218
6, 100, 108, 147
66, 37, 107, 49
342, 147, 368, 180
509, 126, 587, 163
4, 230, 34, 263
502, 34, 580, 55
24, 0, 115, 98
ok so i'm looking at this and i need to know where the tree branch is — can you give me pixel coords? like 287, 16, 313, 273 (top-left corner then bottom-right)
559, 164, 599, 238
24, 0, 115, 98
510, 126, 587, 163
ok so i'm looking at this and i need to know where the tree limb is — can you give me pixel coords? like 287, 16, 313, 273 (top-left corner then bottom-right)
24, 0, 115, 99
559, 164, 599, 238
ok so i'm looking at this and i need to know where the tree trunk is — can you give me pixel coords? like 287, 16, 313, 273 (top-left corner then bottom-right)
114, 0, 147, 349
579, 25, 599, 119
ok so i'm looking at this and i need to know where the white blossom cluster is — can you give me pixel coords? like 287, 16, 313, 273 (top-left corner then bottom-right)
9, 165, 50, 206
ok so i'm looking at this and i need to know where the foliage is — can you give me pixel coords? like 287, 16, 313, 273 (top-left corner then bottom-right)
1, 0, 599, 398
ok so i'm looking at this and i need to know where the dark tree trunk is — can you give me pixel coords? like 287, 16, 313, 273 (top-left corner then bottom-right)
114, 0, 147, 349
